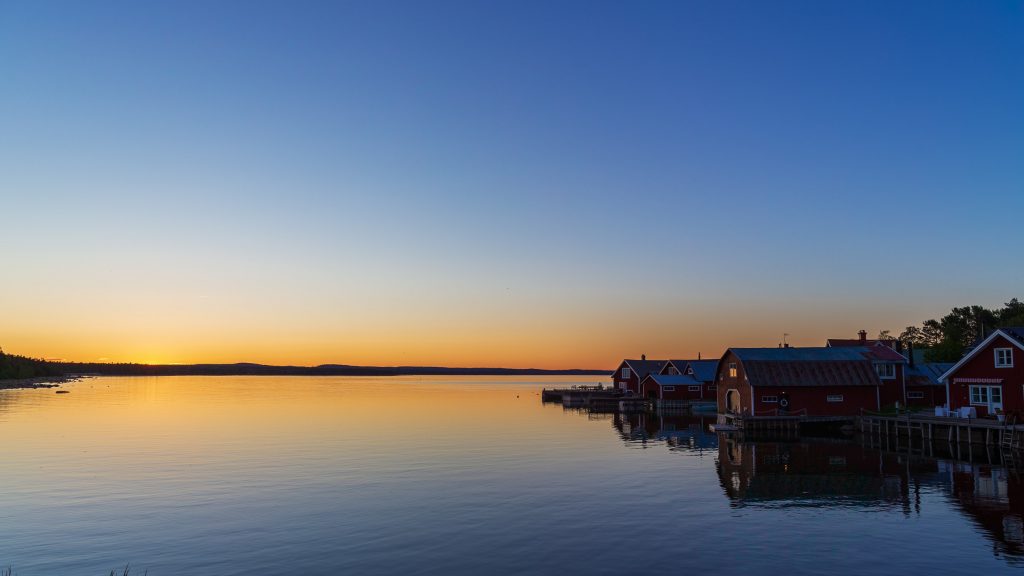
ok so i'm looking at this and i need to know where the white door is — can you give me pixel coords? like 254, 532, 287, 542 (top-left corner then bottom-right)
990, 386, 1003, 413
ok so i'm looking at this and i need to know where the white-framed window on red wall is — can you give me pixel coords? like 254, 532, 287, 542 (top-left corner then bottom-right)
995, 348, 1014, 368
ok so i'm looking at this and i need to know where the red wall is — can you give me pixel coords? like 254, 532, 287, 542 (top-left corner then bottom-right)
612, 362, 641, 394
749, 385, 878, 416
948, 335, 1024, 417
716, 351, 880, 416
641, 379, 704, 400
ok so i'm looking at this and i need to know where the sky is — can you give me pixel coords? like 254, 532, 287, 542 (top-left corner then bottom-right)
1, 0, 1022, 369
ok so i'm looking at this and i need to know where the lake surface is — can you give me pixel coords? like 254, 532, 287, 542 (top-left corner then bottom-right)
1, 375, 1022, 574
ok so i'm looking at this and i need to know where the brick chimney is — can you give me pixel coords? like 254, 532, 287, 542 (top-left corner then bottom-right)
641, 354, 646, 361
858, 330, 867, 343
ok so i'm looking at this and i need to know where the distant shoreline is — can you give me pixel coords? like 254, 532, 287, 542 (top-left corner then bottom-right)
0, 375, 84, 390
37, 363, 612, 379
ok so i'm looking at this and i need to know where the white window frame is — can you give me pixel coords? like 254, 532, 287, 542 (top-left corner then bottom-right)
996, 348, 1014, 368
707, 385, 717, 391
728, 363, 737, 378
621, 367, 630, 379
907, 391, 925, 400
827, 394, 844, 403
762, 395, 779, 403
663, 386, 675, 392
969, 385, 1002, 407
875, 363, 896, 380
688, 385, 701, 392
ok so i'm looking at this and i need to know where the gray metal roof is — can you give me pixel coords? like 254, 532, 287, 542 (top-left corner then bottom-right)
621, 359, 667, 379
644, 373, 702, 386
905, 362, 955, 387
687, 360, 719, 383
728, 347, 882, 388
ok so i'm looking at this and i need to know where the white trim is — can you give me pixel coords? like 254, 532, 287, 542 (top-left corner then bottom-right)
995, 347, 1014, 368
939, 330, 1024, 382
827, 394, 844, 403
687, 385, 701, 392
663, 386, 676, 392
762, 395, 779, 403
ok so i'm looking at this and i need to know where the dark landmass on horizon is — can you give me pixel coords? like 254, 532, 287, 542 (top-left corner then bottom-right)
55, 361, 611, 377
1, 351, 609, 383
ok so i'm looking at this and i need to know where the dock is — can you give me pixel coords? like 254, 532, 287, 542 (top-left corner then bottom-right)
859, 412, 1024, 450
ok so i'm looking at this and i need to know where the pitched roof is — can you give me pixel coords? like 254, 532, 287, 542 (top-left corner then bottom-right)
905, 363, 955, 387
687, 360, 720, 382
727, 347, 882, 388
1001, 326, 1024, 346
643, 373, 701, 387
620, 359, 667, 379
665, 358, 718, 377
939, 328, 1024, 382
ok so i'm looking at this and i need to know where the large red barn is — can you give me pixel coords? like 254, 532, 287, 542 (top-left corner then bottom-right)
716, 347, 886, 417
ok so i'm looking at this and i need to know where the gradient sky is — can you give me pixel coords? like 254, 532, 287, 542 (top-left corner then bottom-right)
1, 1, 1022, 368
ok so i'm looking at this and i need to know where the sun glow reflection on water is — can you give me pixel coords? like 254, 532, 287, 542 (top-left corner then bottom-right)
0, 376, 1019, 575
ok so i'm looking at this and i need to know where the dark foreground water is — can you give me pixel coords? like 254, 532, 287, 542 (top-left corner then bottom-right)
0, 376, 1022, 574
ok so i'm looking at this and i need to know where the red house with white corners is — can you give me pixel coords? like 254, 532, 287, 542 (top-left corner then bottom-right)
611, 356, 667, 395
940, 327, 1024, 418
828, 332, 911, 409
640, 373, 705, 403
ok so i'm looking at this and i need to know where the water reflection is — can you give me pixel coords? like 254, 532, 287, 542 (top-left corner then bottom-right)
717, 435, 1024, 563
612, 412, 717, 455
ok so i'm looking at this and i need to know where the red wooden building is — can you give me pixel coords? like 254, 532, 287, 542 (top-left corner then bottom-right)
640, 373, 706, 402
611, 356, 666, 394
661, 359, 720, 399
715, 347, 886, 417
940, 327, 1024, 418
827, 332, 912, 409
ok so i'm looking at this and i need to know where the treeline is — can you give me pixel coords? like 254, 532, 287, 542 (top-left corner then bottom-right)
885, 298, 1024, 362
53, 363, 608, 377
0, 349, 64, 380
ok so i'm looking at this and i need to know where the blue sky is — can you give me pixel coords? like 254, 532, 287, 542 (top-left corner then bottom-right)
1, 1, 1021, 366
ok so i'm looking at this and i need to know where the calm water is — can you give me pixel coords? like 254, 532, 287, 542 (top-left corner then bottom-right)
1, 376, 1022, 574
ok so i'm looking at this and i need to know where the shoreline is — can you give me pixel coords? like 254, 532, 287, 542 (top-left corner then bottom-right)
0, 375, 84, 390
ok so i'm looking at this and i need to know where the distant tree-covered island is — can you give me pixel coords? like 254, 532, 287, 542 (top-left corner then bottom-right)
0, 348, 66, 386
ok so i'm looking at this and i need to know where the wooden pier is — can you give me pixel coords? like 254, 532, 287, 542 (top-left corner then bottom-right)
859, 413, 1024, 451
720, 410, 856, 434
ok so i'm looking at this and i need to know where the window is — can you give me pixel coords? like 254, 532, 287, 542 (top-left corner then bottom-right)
875, 363, 896, 379
996, 348, 1014, 368
667, 366, 679, 375
728, 363, 738, 378
970, 385, 1002, 406
827, 394, 844, 403
971, 385, 986, 405
762, 395, 779, 403
688, 385, 701, 392
707, 385, 717, 391
663, 386, 675, 392
687, 367, 694, 375
908, 391, 925, 400
621, 367, 630, 379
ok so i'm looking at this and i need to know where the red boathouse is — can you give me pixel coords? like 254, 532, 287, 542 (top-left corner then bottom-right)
611, 356, 667, 395
716, 347, 885, 417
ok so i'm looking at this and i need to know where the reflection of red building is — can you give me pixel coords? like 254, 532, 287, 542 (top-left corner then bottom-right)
717, 439, 939, 508
613, 412, 716, 453
948, 462, 1024, 558
941, 328, 1024, 417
